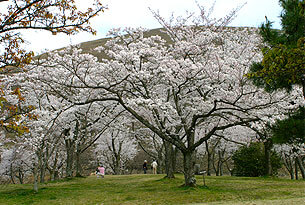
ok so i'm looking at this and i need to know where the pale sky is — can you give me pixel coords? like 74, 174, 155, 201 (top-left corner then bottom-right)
2, 0, 283, 54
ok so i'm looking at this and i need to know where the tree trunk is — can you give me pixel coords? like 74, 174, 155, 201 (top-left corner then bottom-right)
264, 139, 272, 176
49, 151, 58, 181
295, 157, 299, 180
296, 156, 305, 179
17, 168, 24, 184
218, 150, 225, 176
33, 163, 39, 192
65, 139, 75, 178
212, 151, 218, 176
164, 140, 175, 178
157, 145, 165, 174
205, 141, 212, 176
75, 147, 82, 177
114, 157, 121, 175
183, 151, 196, 187
40, 159, 46, 183
9, 164, 15, 184
225, 161, 233, 176
283, 154, 294, 179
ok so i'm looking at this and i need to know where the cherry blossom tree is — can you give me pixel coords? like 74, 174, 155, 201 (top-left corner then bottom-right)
1, 49, 122, 191
0, 0, 105, 133
0, 146, 32, 184
15, 4, 304, 186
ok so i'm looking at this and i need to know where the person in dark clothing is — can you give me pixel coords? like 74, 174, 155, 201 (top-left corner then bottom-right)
143, 160, 148, 174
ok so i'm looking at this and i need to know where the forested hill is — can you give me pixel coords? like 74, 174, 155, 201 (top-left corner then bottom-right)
74, 28, 170, 61
47, 26, 257, 62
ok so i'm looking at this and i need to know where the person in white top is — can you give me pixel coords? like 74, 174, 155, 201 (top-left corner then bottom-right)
151, 160, 158, 174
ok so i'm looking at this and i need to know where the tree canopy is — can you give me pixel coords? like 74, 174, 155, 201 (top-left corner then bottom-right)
247, 0, 305, 95
0, 0, 104, 133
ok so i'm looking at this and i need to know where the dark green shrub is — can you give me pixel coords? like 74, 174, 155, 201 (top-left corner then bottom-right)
232, 142, 281, 177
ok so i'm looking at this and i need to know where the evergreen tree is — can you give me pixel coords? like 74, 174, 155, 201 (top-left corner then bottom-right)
247, 0, 304, 175
247, 0, 305, 95
247, 0, 305, 146
272, 107, 305, 145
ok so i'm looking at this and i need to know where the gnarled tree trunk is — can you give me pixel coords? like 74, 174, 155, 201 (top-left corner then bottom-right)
183, 151, 196, 187
164, 140, 175, 178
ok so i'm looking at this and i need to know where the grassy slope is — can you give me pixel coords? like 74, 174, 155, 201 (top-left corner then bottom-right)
0, 174, 304, 205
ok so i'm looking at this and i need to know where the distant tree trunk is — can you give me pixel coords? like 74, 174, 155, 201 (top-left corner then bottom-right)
182, 151, 196, 187
156, 144, 165, 174
75, 141, 85, 177
282, 154, 294, 180
218, 150, 225, 176
113, 155, 121, 175
205, 141, 212, 176
16, 168, 24, 184
264, 139, 273, 176
65, 139, 75, 178
164, 140, 175, 178
111, 137, 122, 175
33, 162, 39, 192
173, 147, 178, 173
296, 156, 305, 179
40, 165, 46, 183
75, 148, 82, 177
212, 151, 219, 176
9, 164, 16, 184
49, 151, 58, 181
53, 162, 64, 181
40, 153, 48, 183
295, 157, 299, 180
225, 161, 233, 176
213, 150, 224, 176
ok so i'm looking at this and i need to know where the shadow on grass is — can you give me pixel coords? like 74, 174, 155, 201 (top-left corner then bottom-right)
1, 188, 35, 196
0, 187, 62, 205
43, 176, 82, 184
156, 176, 179, 182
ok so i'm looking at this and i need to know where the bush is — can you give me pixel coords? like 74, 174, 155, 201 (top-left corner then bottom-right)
232, 142, 281, 177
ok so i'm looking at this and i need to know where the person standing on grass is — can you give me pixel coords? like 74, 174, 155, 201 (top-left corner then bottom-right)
151, 160, 158, 174
143, 160, 148, 174
96, 165, 105, 178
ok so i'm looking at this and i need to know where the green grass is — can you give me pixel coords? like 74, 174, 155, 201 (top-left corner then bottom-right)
0, 174, 304, 204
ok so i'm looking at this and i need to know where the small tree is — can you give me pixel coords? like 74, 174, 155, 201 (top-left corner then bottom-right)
232, 142, 282, 177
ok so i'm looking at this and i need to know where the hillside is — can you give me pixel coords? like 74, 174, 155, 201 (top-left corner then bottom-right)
49, 26, 258, 62
76, 28, 171, 61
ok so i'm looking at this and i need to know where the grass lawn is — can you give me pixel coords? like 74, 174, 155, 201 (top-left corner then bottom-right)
0, 174, 304, 205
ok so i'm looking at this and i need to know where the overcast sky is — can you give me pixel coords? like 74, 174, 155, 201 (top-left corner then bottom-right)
6, 0, 283, 54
